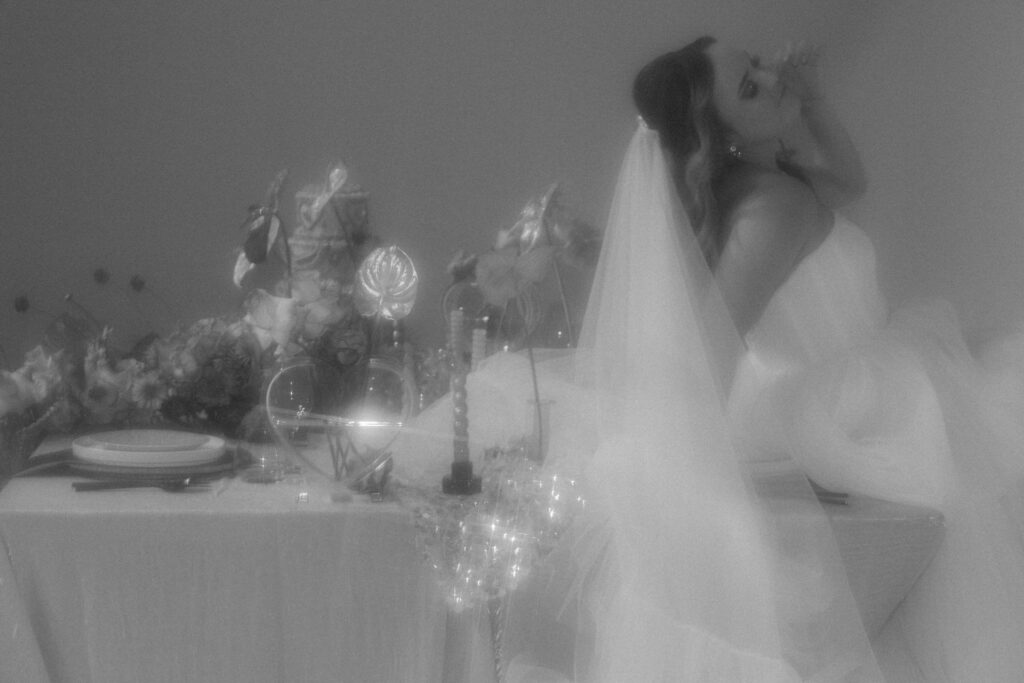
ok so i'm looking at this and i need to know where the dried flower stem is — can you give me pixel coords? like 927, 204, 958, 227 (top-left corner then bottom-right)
542, 222, 576, 348
64, 293, 103, 329
522, 305, 544, 462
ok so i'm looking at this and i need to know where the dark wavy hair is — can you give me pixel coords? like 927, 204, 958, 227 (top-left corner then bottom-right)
633, 36, 737, 267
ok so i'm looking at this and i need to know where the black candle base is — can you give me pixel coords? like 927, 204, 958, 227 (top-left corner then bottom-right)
442, 460, 482, 495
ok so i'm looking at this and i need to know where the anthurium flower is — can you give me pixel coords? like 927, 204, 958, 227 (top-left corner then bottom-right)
243, 289, 298, 350
243, 210, 279, 265
233, 252, 255, 288
233, 208, 285, 288
354, 245, 419, 321
475, 245, 555, 308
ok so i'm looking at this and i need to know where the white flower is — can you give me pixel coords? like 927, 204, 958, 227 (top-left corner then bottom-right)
243, 289, 298, 350
0, 346, 67, 418
301, 297, 346, 338
0, 371, 31, 418
21, 346, 62, 401
290, 270, 323, 304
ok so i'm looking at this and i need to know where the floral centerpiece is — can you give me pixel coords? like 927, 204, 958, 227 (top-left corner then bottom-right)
448, 183, 600, 351
233, 164, 382, 369
443, 184, 599, 458
0, 162, 387, 477
0, 306, 266, 477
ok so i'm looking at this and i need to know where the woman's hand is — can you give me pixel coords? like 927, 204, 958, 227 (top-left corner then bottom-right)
772, 42, 824, 110
764, 41, 865, 208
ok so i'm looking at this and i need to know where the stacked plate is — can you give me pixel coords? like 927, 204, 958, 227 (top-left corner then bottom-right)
70, 429, 233, 478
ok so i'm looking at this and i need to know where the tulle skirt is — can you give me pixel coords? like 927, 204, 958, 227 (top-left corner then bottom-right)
394, 351, 881, 682
393, 297, 1024, 681
733, 299, 1024, 682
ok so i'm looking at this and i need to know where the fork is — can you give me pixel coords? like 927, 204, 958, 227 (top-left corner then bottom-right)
72, 477, 210, 492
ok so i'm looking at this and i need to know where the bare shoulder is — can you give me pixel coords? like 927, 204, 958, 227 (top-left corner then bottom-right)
714, 170, 832, 334
725, 172, 828, 250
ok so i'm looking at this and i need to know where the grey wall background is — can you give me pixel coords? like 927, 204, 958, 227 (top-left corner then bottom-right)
2, 0, 1022, 363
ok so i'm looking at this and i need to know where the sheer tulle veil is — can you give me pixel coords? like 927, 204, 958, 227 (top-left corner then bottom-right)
505, 121, 881, 681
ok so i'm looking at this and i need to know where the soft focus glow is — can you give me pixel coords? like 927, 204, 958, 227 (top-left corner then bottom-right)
410, 448, 585, 612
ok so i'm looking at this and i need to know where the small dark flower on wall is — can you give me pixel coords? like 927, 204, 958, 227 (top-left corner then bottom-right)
129, 275, 146, 293
13, 295, 29, 313
93, 268, 110, 285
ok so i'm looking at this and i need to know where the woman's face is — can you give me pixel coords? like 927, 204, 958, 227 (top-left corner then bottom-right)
707, 43, 801, 146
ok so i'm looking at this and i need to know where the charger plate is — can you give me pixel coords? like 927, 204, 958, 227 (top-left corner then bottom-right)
72, 429, 226, 468
68, 450, 236, 481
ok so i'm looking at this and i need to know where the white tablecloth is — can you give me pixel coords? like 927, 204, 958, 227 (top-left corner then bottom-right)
0, 452, 943, 683
0, 471, 495, 683
775, 493, 945, 637
754, 463, 946, 637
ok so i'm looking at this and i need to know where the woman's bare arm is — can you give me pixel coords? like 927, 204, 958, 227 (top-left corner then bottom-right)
794, 97, 867, 207
776, 44, 866, 208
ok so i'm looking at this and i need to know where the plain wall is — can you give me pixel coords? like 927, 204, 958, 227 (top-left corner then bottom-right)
2, 0, 1022, 364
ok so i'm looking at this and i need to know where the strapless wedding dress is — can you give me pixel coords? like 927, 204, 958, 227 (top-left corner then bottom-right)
393, 214, 1024, 681
729, 215, 1024, 682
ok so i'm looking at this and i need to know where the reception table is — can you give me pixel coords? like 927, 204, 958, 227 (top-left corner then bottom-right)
773, 490, 944, 637
0, 443, 943, 683
0, 460, 497, 683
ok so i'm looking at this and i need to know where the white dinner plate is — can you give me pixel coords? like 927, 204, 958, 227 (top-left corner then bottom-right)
72, 429, 226, 468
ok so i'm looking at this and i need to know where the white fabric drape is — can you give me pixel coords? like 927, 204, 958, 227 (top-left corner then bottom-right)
502, 123, 881, 682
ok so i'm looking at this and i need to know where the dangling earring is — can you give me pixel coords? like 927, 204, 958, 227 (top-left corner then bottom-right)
728, 142, 742, 160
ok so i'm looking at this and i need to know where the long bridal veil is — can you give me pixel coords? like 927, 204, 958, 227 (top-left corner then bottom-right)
503, 122, 881, 681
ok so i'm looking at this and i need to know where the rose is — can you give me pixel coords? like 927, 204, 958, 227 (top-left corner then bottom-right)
243, 289, 299, 351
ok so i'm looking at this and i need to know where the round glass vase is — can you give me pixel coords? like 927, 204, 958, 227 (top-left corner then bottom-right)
257, 357, 346, 483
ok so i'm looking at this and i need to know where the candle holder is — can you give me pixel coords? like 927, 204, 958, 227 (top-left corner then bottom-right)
443, 309, 481, 495
443, 459, 482, 495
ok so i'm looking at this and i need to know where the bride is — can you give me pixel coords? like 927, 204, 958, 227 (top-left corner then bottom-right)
639, 37, 1024, 682
497, 36, 884, 682
400, 35, 1024, 682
